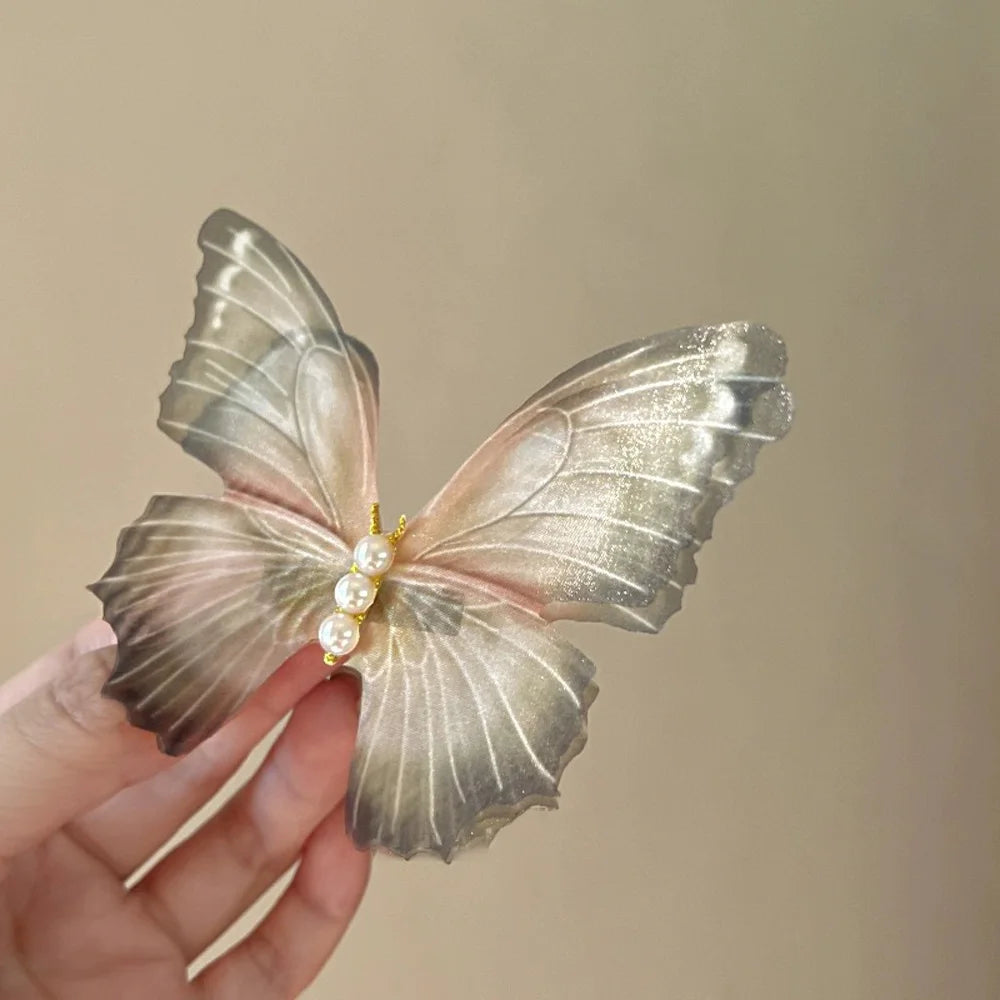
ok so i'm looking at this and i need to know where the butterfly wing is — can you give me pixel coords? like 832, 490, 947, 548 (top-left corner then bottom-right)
92, 210, 375, 751
344, 322, 791, 858
158, 208, 379, 539
90, 496, 350, 754
95, 222, 791, 857
342, 565, 597, 861
398, 323, 792, 632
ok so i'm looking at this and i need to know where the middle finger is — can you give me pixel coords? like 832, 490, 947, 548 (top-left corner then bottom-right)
68, 644, 336, 879
127, 673, 359, 960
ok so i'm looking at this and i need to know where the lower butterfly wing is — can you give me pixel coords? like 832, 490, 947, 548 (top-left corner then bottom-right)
90, 495, 349, 754
343, 566, 597, 861
398, 322, 793, 632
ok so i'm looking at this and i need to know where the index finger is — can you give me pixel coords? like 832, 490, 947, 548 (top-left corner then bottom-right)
0, 620, 114, 714
0, 623, 171, 869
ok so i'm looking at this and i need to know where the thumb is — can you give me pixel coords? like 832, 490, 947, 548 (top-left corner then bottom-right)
0, 623, 168, 867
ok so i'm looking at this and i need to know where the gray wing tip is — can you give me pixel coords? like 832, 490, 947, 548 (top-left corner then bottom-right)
98, 633, 225, 758
88, 614, 193, 756
198, 207, 254, 245
719, 318, 784, 341
714, 321, 794, 438
761, 381, 795, 441
101, 677, 200, 757
729, 319, 785, 346
720, 321, 790, 377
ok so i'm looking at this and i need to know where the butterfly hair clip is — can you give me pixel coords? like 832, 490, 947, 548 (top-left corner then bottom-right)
91, 210, 793, 861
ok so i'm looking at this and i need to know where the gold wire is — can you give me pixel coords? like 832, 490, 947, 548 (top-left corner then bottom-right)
388, 514, 407, 545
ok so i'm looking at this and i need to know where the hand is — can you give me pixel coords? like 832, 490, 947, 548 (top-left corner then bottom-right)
0, 621, 370, 999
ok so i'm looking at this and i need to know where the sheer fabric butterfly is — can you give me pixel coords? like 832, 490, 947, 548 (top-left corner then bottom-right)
92, 210, 793, 861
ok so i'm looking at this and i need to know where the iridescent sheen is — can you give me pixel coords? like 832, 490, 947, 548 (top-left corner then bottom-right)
92, 209, 793, 862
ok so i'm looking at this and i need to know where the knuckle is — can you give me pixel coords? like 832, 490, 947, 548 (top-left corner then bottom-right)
244, 929, 291, 997
219, 801, 286, 885
127, 889, 187, 958
182, 739, 241, 793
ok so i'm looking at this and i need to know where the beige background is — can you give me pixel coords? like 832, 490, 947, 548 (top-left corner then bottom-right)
2, 2, 998, 998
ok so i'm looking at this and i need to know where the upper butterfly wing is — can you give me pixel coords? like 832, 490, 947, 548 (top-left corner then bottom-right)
342, 565, 597, 861
90, 496, 349, 754
398, 323, 792, 631
159, 208, 379, 539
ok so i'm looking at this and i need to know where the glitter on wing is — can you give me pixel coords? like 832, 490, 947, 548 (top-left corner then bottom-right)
399, 322, 793, 633
91, 209, 793, 860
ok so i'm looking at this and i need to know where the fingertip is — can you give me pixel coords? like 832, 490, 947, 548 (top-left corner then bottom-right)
71, 619, 116, 657
274, 671, 361, 784
50, 643, 127, 734
290, 674, 360, 741
278, 640, 331, 680
327, 669, 361, 715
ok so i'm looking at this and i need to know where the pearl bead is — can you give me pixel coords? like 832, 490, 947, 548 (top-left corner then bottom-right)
354, 534, 395, 576
318, 612, 360, 657
334, 571, 377, 614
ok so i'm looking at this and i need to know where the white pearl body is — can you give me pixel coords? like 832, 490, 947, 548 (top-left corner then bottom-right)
318, 612, 361, 657
334, 571, 377, 614
354, 534, 395, 577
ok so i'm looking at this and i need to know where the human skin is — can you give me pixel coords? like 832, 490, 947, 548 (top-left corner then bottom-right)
0, 620, 370, 999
